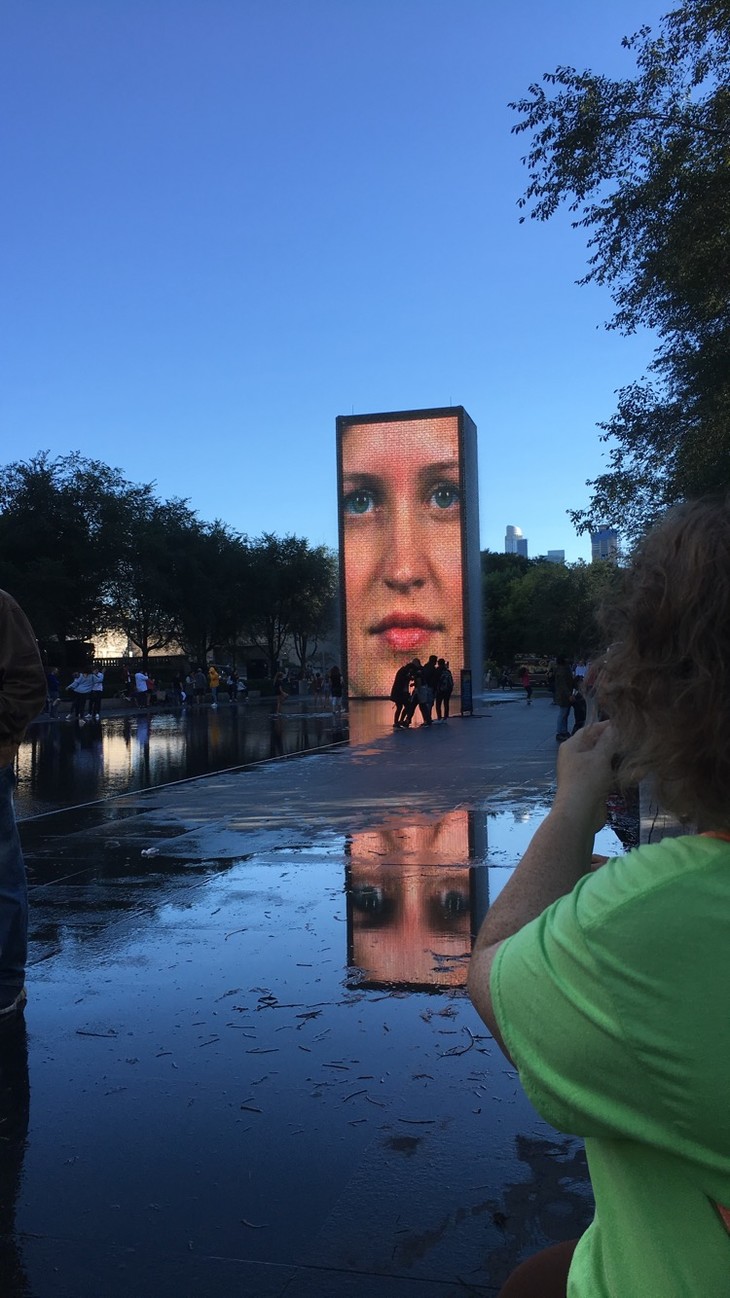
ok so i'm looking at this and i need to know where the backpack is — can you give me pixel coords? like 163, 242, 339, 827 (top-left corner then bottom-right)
439, 668, 453, 692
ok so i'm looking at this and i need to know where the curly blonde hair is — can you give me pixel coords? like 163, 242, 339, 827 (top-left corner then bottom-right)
598, 495, 730, 829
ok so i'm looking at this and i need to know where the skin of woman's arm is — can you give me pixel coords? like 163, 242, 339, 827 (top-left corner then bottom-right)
467, 721, 617, 1059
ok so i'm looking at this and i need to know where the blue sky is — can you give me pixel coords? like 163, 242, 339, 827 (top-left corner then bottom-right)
3, 0, 667, 562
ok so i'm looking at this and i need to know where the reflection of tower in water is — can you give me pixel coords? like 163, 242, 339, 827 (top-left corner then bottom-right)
345, 810, 487, 991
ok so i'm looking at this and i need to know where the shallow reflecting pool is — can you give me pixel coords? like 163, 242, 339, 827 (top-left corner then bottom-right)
15, 705, 349, 819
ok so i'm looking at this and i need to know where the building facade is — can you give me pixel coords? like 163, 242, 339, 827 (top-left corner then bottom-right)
505, 525, 528, 558
590, 526, 619, 563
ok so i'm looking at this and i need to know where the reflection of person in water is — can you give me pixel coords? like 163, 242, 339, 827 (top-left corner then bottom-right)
273, 671, 287, 716
329, 664, 344, 715
340, 415, 465, 697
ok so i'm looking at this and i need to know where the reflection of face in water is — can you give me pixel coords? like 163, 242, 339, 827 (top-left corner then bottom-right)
347, 813, 472, 988
341, 417, 465, 697
350, 866, 470, 988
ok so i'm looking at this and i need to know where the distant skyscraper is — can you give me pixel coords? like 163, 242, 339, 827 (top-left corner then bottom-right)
505, 525, 528, 558
546, 550, 565, 564
591, 526, 619, 563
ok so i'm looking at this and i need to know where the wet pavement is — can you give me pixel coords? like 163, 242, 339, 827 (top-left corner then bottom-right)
2, 698, 624, 1297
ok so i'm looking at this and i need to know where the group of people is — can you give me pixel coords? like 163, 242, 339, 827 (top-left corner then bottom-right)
389, 654, 454, 728
273, 664, 344, 716
45, 663, 251, 719
57, 668, 106, 723
173, 665, 246, 708
128, 664, 249, 710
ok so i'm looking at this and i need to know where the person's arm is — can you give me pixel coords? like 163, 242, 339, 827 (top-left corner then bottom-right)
0, 593, 47, 766
468, 721, 617, 1059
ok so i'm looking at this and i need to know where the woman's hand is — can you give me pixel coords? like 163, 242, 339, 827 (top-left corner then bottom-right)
469, 720, 618, 1051
554, 721, 618, 834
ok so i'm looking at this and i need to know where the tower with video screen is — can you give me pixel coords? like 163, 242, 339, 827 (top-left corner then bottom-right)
336, 406, 482, 698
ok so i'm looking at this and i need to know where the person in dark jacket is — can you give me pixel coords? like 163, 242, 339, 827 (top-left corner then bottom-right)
435, 658, 454, 720
553, 657, 575, 740
417, 654, 439, 726
570, 684, 587, 734
0, 589, 46, 1021
389, 660, 415, 727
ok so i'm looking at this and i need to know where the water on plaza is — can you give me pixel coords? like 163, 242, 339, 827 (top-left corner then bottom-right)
7, 798, 609, 1292
13, 704, 350, 819
4, 714, 631, 1295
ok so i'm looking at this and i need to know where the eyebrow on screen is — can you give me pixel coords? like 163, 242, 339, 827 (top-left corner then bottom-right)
418, 460, 460, 489
342, 472, 382, 489
419, 459, 459, 478
343, 460, 459, 487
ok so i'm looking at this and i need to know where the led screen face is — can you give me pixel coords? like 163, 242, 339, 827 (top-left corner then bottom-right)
338, 414, 465, 698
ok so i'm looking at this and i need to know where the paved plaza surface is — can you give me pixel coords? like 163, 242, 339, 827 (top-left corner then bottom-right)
1, 697, 612, 1297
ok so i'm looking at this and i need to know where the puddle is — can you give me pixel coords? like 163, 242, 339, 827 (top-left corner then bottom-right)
8, 796, 612, 1295
340, 802, 632, 992
24, 802, 633, 996
484, 802, 634, 903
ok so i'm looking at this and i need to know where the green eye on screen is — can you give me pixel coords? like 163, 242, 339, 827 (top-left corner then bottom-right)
344, 490, 375, 515
430, 483, 460, 510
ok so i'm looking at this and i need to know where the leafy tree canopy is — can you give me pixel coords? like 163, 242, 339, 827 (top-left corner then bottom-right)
482, 550, 622, 665
0, 452, 148, 641
247, 534, 338, 677
0, 452, 338, 671
511, 0, 730, 541
107, 496, 202, 662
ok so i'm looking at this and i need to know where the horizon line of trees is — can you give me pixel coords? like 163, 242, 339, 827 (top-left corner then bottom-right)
0, 452, 338, 677
482, 550, 623, 670
0, 453, 628, 683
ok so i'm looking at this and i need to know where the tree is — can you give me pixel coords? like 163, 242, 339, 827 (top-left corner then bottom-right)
0, 452, 147, 642
482, 551, 531, 666
173, 522, 250, 667
248, 534, 337, 678
483, 551, 621, 664
289, 547, 338, 675
511, 1, 730, 541
106, 495, 200, 663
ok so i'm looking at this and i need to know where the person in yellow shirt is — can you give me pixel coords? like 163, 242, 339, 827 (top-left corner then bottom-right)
208, 664, 220, 708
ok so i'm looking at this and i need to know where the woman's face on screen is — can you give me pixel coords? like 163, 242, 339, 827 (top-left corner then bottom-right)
341, 417, 464, 696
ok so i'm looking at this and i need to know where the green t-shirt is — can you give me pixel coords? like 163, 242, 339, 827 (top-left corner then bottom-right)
491, 834, 730, 1298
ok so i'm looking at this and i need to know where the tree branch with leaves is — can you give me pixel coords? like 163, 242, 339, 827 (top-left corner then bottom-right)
511, 1, 730, 542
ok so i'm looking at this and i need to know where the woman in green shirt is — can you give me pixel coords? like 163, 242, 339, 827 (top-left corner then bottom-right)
469, 496, 730, 1297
